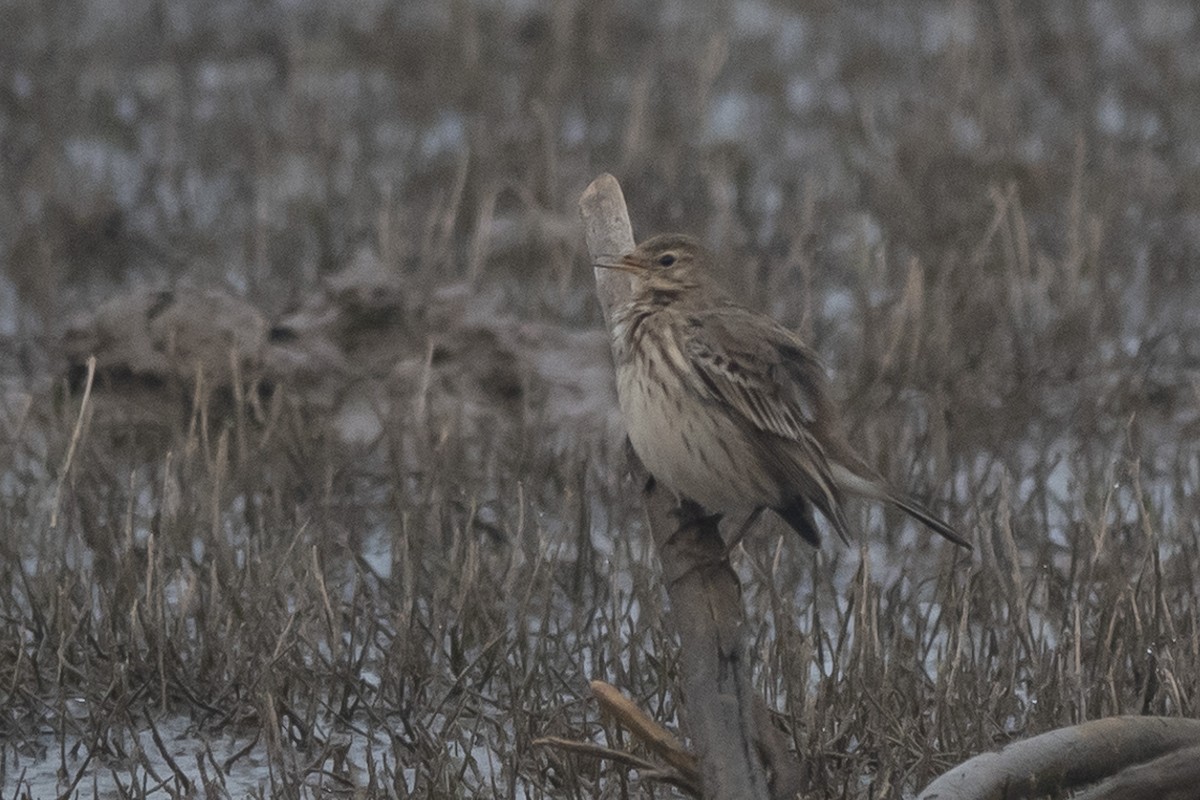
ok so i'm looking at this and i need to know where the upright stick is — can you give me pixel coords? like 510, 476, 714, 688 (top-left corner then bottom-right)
581, 174, 797, 799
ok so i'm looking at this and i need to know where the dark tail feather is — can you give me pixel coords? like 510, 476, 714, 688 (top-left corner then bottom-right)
829, 463, 971, 550
774, 497, 851, 548
888, 494, 972, 550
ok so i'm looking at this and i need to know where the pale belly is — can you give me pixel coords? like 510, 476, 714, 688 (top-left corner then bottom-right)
615, 359, 777, 511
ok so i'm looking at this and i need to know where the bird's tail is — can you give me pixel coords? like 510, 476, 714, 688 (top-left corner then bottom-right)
886, 494, 972, 550
830, 463, 972, 550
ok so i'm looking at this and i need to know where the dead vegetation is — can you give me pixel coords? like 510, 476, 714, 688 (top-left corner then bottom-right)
2, 1, 1199, 797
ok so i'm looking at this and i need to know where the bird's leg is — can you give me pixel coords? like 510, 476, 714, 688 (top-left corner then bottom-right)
667, 498, 722, 546
723, 507, 764, 558
659, 497, 731, 586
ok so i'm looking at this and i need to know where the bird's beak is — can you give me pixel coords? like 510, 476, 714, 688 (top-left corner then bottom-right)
593, 252, 643, 272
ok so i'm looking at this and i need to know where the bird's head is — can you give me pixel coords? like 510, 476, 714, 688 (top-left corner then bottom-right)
595, 234, 708, 294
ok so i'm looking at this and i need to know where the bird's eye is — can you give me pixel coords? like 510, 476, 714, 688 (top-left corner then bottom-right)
657, 253, 677, 267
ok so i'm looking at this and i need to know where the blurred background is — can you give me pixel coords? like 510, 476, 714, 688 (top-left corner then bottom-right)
3, 1, 1198, 457
4, 1, 1196, 324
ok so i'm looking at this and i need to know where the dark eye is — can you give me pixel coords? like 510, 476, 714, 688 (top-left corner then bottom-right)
657, 253, 676, 267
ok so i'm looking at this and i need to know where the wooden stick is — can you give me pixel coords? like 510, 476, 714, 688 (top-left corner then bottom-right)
531, 735, 699, 795
590, 680, 701, 787
581, 174, 794, 799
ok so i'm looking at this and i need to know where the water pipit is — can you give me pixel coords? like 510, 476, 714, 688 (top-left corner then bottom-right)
597, 233, 970, 551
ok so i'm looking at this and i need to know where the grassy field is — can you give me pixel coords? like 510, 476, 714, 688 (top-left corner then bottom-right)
2, 1, 1199, 797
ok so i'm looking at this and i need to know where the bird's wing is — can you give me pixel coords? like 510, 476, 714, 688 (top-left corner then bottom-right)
683, 303, 970, 550
682, 304, 834, 443
682, 304, 851, 538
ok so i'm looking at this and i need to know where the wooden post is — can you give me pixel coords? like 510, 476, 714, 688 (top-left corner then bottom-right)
580, 174, 798, 799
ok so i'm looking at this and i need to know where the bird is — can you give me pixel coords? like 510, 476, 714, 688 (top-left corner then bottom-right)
596, 232, 970, 551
